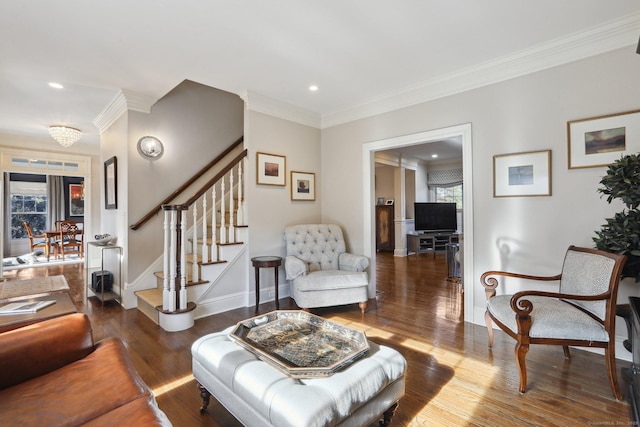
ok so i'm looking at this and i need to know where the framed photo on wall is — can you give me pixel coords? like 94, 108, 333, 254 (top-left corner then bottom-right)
567, 109, 640, 169
256, 152, 286, 186
69, 183, 84, 216
493, 150, 551, 197
104, 156, 118, 209
291, 171, 315, 201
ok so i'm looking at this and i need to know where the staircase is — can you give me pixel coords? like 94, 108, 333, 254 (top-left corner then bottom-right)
134, 145, 249, 331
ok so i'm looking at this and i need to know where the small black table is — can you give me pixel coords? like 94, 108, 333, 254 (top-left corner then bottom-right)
251, 256, 282, 313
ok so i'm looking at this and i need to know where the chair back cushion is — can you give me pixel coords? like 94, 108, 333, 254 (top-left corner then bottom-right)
560, 248, 617, 320
284, 224, 346, 272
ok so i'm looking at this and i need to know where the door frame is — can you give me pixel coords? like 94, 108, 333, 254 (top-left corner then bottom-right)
362, 123, 474, 321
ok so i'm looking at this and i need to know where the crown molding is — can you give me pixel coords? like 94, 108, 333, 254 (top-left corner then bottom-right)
93, 90, 159, 134
240, 90, 321, 129
321, 11, 640, 128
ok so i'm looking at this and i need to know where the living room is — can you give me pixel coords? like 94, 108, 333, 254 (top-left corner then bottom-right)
1, 2, 640, 425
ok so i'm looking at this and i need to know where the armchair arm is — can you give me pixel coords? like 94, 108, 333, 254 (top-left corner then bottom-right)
285, 255, 308, 280
480, 270, 562, 300
339, 252, 369, 272
510, 289, 612, 316
0, 313, 95, 390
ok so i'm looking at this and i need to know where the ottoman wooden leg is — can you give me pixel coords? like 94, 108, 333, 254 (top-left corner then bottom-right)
380, 402, 398, 426
198, 382, 211, 414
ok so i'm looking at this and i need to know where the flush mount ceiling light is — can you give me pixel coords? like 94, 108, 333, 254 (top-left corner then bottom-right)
137, 136, 164, 160
49, 125, 82, 148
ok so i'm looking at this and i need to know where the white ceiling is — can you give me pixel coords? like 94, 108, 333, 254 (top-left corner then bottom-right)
1, 1, 639, 147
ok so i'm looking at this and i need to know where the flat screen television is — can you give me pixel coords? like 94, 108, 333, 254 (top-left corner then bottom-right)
414, 202, 457, 233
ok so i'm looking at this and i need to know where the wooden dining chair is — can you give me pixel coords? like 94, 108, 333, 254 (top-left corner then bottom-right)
22, 221, 53, 256
481, 245, 627, 400
55, 221, 84, 260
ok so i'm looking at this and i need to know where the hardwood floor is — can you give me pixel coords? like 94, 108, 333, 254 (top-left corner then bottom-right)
1, 252, 633, 426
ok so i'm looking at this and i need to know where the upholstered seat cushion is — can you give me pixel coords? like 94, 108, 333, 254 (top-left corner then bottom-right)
295, 270, 368, 291
487, 295, 609, 342
192, 328, 406, 427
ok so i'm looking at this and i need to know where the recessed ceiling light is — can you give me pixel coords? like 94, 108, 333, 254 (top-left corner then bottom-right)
309, 85, 318, 92
48, 82, 64, 89
431, 154, 438, 158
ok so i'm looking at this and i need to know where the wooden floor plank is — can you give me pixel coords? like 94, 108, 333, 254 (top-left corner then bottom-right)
0, 251, 633, 426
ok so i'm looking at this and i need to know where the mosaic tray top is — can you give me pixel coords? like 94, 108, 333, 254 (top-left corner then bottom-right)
229, 310, 370, 378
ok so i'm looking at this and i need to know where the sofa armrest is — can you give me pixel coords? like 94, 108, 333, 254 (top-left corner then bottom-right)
0, 313, 95, 390
339, 253, 369, 272
285, 255, 308, 280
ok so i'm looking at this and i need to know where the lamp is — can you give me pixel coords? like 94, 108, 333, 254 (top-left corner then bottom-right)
137, 136, 164, 160
49, 126, 82, 148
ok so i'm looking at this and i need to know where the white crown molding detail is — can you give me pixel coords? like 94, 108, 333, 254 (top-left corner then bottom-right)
322, 11, 640, 129
240, 90, 321, 129
93, 90, 159, 134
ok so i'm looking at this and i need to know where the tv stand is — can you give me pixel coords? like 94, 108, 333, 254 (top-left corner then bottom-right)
407, 232, 459, 257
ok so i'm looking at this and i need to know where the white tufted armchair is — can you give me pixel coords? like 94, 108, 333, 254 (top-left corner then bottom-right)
284, 224, 370, 314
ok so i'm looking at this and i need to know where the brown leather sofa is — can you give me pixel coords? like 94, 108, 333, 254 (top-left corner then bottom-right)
0, 313, 171, 426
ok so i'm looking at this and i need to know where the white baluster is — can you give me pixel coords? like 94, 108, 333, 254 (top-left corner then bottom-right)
211, 184, 218, 261
220, 176, 227, 244
228, 169, 235, 243
162, 209, 171, 311
241, 158, 248, 225
180, 209, 187, 310
237, 161, 244, 226
168, 210, 177, 312
201, 194, 208, 264
192, 203, 199, 282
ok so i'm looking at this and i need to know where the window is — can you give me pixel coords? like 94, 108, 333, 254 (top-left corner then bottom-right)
435, 184, 463, 209
10, 179, 47, 239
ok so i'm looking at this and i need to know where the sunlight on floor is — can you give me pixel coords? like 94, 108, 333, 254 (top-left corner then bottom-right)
152, 374, 194, 397
328, 315, 500, 425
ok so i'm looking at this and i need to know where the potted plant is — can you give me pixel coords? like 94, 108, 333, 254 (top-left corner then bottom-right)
593, 153, 640, 282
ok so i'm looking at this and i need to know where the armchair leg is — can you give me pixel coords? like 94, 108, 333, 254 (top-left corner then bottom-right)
605, 343, 622, 401
562, 345, 571, 359
359, 301, 368, 315
515, 342, 529, 394
485, 310, 494, 348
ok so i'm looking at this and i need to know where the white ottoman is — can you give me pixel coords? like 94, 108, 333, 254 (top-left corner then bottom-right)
192, 327, 406, 427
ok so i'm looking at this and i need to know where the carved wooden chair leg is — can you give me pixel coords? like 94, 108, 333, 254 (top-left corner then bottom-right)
605, 344, 622, 401
359, 301, 368, 315
515, 342, 529, 394
562, 345, 571, 359
485, 310, 494, 348
198, 382, 211, 414
379, 402, 398, 426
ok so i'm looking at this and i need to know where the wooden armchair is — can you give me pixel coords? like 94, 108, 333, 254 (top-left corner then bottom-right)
481, 245, 626, 400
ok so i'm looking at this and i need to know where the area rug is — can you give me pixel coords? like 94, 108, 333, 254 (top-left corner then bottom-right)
0, 275, 70, 302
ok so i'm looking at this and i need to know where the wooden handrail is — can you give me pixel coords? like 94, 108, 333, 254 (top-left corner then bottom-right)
130, 136, 244, 230
183, 149, 247, 207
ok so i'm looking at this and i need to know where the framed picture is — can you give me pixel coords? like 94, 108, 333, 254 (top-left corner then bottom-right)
69, 183, 84, 216
567, 109, 640, 169
256, 152, 286, 186
494, 150, 551, 197
291, 171, 315, 201
377, 197, 385, 205
385, 199, 394, 205
104, 156, 118, 209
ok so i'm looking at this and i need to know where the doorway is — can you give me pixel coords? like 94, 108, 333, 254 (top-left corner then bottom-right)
362, 123, 474, 322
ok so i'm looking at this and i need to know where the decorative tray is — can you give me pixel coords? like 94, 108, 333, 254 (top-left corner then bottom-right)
229, 310, 369, 378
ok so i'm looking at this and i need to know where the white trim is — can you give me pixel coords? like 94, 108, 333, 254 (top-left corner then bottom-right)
363, 123, 474, 322
324, 12, 640, 128
93, 90, 159, 134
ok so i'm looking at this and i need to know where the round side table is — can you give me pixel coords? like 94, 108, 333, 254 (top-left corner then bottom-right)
251, 256, 282, 313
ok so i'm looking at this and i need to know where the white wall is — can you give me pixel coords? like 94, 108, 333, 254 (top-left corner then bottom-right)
320, 46, 640, 336
244, 108, 321, 292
